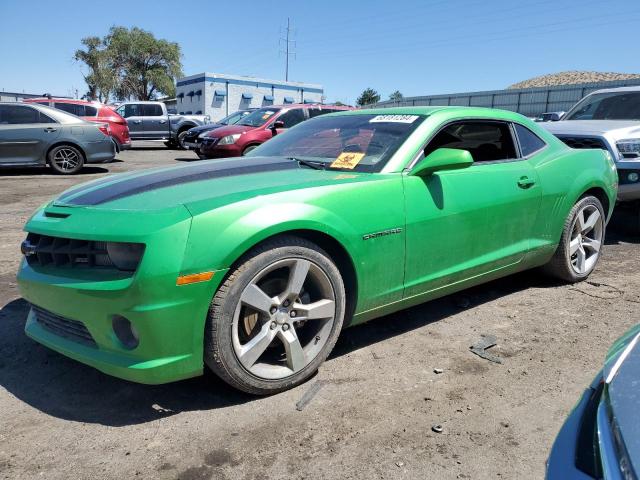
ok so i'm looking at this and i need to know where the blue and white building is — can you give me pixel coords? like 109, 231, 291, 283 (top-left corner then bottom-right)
175, 72, 324, 121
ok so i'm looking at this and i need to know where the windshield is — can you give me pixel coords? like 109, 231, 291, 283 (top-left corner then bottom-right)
237, 108, 281, 127
220, 110, 252, 125
565, 91, 640, 121
246, 113, 426, 172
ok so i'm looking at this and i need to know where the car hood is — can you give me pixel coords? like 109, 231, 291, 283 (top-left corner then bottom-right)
204, 124, 255, 138
601, 323, 640, 474
51, 156, 373, 212
187, 123, 223, 135
542, 120, 640, 138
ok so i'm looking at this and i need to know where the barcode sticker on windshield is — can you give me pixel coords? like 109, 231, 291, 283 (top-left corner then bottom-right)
369, 115, 419, 123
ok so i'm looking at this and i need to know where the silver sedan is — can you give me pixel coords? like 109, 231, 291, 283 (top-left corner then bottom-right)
0, 102, 115, 174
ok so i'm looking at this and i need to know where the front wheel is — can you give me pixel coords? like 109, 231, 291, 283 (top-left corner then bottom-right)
543, 195, 605, 282
205, 236, 346, 395
242, 144, 259, 156
48, 145, 85, 175
176, 131, 188, 150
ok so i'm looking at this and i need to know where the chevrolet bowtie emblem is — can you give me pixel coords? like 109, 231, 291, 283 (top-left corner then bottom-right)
21, 240, 37, 257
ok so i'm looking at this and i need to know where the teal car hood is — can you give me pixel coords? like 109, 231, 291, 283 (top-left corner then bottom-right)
52, 157, 375, 212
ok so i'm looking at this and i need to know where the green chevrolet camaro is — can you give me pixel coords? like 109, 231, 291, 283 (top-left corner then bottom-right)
17, 107, 618, 394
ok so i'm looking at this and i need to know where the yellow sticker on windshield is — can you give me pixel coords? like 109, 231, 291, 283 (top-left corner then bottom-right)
331, 152, 365, 170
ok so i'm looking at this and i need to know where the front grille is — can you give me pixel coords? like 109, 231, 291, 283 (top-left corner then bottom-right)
23, 233, 113, 269
32, 305, 97, 348
557, 135, 608, 150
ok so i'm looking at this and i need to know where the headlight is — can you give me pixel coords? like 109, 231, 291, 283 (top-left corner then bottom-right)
218, 134, 241, 145
617, 139, 640, 158
106, 242, 145, 271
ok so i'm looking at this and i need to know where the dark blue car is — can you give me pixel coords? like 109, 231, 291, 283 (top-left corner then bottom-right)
547, 324, 640, 479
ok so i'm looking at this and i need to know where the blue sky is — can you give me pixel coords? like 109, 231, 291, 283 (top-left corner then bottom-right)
1, 0, 639, 104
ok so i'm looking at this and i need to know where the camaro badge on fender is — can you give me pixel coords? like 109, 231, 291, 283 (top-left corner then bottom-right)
362, 228, 403, 241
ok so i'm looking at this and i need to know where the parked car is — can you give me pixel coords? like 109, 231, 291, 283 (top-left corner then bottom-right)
24, 97, 131, 152
546, 323, 640, 479
182, 109, 256, 155
543, 87, 640, 212
0, 102, 115, 174
114, 101, 210, 148
534, 111, 565, 122
17, 107, 616, 394
198, 103, 352, 158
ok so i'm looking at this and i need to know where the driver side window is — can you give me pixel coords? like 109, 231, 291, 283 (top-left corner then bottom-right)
425, 121, 517, 163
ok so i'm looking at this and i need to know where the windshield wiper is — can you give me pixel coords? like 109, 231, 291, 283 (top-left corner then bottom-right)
287, 157, 327, 170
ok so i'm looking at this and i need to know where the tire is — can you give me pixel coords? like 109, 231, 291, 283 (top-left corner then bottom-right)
205, 235, 346, 395
242, 144, 259, 156
48, 145, 85, 175
176, 130, 189, 150
542, 195, 605, 283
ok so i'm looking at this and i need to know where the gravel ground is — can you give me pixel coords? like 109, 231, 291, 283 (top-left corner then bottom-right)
1, 143, 639, 480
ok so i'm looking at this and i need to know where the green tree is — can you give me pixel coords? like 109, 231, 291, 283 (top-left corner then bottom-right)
107, 26, 183, 100
74, 36, 115, 102
389, 90, 404, 103
356, 88, 381, 107
75, 27, 183, 102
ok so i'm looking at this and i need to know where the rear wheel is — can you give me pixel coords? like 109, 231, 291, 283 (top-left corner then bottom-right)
205, 236, 346, 395
543, 195, 605, 282
48, 145, 84, 175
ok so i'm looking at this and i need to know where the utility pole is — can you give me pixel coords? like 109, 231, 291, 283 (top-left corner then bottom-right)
280, 18, 296, 82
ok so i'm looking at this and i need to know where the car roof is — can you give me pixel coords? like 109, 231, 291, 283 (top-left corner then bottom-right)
329, 105, 524, 118
266, 103, 352, 109
23, 97, 104, 106
587, 85, 640, 95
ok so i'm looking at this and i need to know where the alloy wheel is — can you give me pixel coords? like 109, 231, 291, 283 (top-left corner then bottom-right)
52, 148, 81, 172
232, 258, 337, 380
569, 204, 603, 275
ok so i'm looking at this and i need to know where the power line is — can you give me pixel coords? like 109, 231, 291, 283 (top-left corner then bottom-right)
279, 17, 296, 81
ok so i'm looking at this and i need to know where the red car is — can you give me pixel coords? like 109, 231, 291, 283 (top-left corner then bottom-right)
198, 103, 352, 158
24, 98, 131, 152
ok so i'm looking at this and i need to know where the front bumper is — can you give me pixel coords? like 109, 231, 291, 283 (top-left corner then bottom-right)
16, 204, 224, 384
18, 260, 223, 384
199, 141, 242, 158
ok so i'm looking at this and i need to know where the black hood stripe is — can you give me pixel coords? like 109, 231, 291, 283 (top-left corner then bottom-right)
62, 157, 298, 206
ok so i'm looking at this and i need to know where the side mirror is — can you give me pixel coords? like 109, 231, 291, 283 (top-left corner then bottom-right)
270, 120, 285, 130
550, 112, 564, 121
410, 148, 473, 177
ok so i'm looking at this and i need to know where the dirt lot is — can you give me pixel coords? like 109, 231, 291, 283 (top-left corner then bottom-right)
1, 144, 639, 480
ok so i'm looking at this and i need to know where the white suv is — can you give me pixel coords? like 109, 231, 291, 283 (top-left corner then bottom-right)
543, 86, 640, 206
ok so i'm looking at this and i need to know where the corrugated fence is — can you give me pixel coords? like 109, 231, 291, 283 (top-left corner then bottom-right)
370, 79, 640, 116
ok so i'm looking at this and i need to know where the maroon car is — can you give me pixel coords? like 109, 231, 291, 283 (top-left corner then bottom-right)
198, 103, 352, 158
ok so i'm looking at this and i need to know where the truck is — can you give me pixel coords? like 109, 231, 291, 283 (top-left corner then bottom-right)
543, 86, 640, 223
114, 101, 210, 148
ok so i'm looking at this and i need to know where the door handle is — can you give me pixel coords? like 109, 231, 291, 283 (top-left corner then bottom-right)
132, 120, 142, 124
159, 119, 167, 124
44, 127, 57, 133
517, 176, 536, 189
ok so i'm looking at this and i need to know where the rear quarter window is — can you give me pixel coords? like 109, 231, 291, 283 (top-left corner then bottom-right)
514, 124, 546, 157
